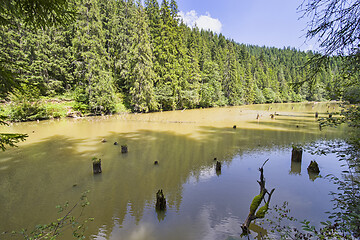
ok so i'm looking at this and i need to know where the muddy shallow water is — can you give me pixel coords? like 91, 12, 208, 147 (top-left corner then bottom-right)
0, 102, 347, 239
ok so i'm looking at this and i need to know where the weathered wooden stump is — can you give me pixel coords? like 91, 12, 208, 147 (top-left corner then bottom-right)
315, 112, 318, 118
291, 146, 303, 162
216, 161, 222, 171
307, 160, 320, 174
121, 145, 128, 153
156, 189, 166, 210
233, 125, 236, 129
290, 160, 301, 175
92, 158, 102, 174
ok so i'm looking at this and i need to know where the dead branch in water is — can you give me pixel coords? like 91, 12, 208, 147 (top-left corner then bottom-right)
241, 159, 275, 235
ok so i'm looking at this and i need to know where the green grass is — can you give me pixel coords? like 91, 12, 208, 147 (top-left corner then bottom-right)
0, 94, 130, 122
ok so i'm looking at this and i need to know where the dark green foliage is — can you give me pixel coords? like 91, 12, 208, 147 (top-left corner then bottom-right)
0, 0, 348, 117
0, 115, 27, 151
8, 101, 48, 122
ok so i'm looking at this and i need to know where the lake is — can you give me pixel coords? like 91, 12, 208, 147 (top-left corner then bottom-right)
0, 102, 347, 240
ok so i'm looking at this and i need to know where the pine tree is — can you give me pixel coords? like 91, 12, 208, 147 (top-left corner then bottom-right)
126, 1, 158, 112
72, 0, 116, 114
222, 42, 242, 105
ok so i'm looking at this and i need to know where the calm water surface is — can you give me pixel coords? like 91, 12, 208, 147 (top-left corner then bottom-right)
0, 103, 347, 239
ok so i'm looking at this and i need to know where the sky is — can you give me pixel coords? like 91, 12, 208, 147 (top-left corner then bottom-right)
174, 0, 318, 52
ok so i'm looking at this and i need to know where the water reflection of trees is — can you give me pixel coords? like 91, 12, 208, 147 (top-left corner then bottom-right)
0, 122, 345, 239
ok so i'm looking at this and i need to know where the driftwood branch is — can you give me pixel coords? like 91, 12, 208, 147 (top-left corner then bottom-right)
241, 159, 275, 234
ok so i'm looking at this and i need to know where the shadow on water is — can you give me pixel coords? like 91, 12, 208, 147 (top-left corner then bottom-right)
0, 112, 345, 240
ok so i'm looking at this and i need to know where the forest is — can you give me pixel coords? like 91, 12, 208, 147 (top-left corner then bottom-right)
0, 0, 352, 121
0, 0, 360, 239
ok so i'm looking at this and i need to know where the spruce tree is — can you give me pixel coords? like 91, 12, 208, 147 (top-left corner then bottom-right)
126, 1, 158, 112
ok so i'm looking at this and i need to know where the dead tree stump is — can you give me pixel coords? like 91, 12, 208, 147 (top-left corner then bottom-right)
121, 145, 128, 153
92, 158, 102, 174
156, 189, 166, 210
307, 160, 320, 174
216, 161, 222, 171
291, 146, 303, 162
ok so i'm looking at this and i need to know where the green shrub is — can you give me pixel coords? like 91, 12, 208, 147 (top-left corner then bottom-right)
8, 101, 49, 122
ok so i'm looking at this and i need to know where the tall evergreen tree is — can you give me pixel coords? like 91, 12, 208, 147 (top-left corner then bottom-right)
126, 1, 158, 112
72, 0, 116, 114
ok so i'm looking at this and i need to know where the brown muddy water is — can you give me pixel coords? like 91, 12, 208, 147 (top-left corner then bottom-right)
0, 102, 347, 240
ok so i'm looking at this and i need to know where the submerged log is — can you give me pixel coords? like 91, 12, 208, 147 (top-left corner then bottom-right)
291, 146, 303, 162
307, 160, 320, 174
121, 145, 128, 153
156, 189, 166, 210
92, 158, 102, 174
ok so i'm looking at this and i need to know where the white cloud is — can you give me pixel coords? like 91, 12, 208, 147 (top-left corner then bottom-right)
179, 10, 222, 34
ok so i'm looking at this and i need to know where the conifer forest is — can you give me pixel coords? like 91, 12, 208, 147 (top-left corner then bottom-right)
0, 0, 350, 117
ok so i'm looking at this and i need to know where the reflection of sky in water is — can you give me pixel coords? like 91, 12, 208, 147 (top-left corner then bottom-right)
187, 166, 217, 184
89, 143, 345, 240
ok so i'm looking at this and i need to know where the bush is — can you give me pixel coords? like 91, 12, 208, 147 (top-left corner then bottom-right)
8, 101, 49, 122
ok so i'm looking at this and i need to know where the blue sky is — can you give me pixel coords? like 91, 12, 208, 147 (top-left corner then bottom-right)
174, 0, 318, 51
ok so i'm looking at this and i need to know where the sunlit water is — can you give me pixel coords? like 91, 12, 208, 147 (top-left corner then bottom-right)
0, 102, 347, 239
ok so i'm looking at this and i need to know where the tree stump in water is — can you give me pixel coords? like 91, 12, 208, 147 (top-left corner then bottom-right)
315, 112, 318, 118
216, 161, 221, 171
307, 160, 320, 174
291, 146, 303, 162
92, 158, 102, 174
156, 189, 166, 210
121, 145, 128, 153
